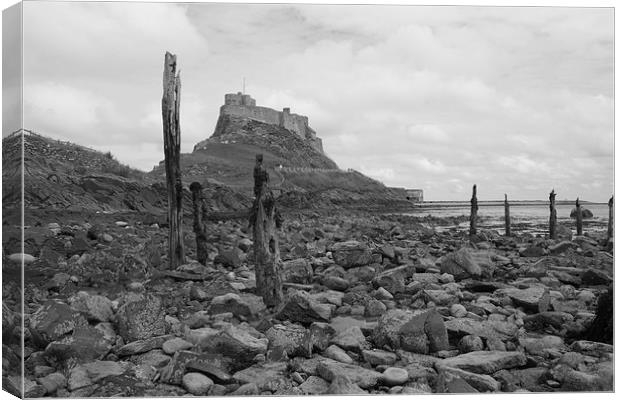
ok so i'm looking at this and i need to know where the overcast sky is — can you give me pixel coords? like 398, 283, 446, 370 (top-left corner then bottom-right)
6, 2, 614, 201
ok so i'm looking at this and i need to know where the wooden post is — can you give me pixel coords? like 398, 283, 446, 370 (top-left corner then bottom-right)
607, 196, 613, 243
250, 154, 283, 307
162, 51, 185, 268
504, 194, 511, 237
190, 182, 209, 265
469, 184, 478, 236
575, 197, 583, 236
549, 189, 557, 239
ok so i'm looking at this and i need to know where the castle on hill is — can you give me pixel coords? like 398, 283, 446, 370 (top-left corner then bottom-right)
219, 92, 324, 153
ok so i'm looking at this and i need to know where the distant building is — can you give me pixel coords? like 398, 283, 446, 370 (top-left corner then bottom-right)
406, 189, 423, 202
219, 92, 323, 153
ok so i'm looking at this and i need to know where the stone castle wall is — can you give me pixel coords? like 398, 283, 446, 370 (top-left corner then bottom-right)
219, 93, 323, 153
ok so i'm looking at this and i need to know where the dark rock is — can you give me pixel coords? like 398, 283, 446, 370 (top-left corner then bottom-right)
316, 358, 382, 389
435, 351, 527, 375
276, 290, 332, 325
209, 293, 266, 319
497, 286, 550, 313
116, 335, 173, 356
265, 323, 311, 358
330, 241, 372, 269
68, 291, 114, 323
214, 248, 242, 268
116, 294, 167, 342
29, 300, 88, 347
281, 258, 313, 284
322, 275, 350, 291
440, 248, 482, 281
581, 269, 612, 286
44, 326, 113, 363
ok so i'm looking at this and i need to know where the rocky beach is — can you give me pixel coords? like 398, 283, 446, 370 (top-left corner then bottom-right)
2, 205, 613, 396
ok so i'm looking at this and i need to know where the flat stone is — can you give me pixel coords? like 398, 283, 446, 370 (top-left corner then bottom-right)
381, 367, 409, 386
116, 335, 173, 356
497, 287, 550, 313
440, 248, 482, 281
232, 362, 288, 391
362, 349, 398, 366
265, 323, 311, 358
44, 326, 113, 362
162, 338, 193, 355
437, 366, 500, 392
324, 345, 354, 363
316, 358, 383, 389
445, 318, 518, 341
330, 325, 368, 352
327, 375, 366, 394
436, 351, 527, 375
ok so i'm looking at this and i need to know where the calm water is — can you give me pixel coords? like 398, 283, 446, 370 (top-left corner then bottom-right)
402, 203, 610, 235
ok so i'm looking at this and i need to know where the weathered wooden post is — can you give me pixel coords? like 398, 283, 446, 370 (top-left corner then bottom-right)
607, 196, 613, 243
190, 182, 208, 265
504, 194, 511, 237
549, 189, 557, 239
575, 197, 583, 236
250, 154, 283, 307
162, 51, 185, 268
469, 184, 478, 236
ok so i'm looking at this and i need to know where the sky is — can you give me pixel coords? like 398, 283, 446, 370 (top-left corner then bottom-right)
2, 1, 614, 201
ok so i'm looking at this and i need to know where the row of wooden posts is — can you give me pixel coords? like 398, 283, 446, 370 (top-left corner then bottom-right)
469, 184, 613, 242
161, 52, 284, 307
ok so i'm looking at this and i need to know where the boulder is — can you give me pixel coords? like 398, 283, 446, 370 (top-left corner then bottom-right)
116, 294, 167, 342
330, 241, 372, 269
458, 335, 484, 353
276, 290, 332, 325
29, 301, 88, 347
372, 309, 415, 349
209, 293, 266, 319
203, 325, 268, 369
299, 376, 330, 395
265, 323, 311, 358
580, 269, 612, 286
327, 375, 366, 394
497, 286, 550, 313
437, 366, 500, 392
316, 358, 382, 389
281, 258, 313, 284
381, 367, 409, 386
435, 351, 527, 375
400, 309, 449, 354
330, 326, 368, 352
440, 248, 482, 281
68, 292, 114, 323
322, 276, 350, 291
324, 345, 354, 364
44, 326, 113, 363
162, 338, 194, 355
182, 372, 213, 395
362, 349, 398, 366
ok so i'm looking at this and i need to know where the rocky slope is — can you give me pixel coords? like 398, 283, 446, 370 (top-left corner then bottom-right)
2, 132, 250, 214
2, 209, 613, 396
151, 114, 411, 210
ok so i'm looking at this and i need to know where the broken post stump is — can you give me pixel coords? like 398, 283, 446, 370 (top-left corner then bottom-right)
162, 51, 185, 268
575, 197, 583, 236
607, 196, 613, 244
469, 184, 478, 236
250, 154, 283, 307
549, 189, 557, 239
190, 182, 209, 265
504, 194, 511, 237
